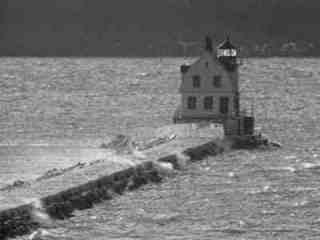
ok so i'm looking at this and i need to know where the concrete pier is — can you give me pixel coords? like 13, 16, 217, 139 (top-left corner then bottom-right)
0, 136, 225, 239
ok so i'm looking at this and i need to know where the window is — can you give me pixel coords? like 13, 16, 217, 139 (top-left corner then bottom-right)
220, 97, 229, 114
187, 96, 197, 110
204, 96, 213, 110
205, 62, 209, 68
213, 75, 222, 88
192, 75, 201, 88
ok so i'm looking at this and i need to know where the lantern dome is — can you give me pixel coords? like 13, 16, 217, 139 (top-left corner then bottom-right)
218, 36, 236, 49
216, 36, 239, 71
217, 36, 237, 58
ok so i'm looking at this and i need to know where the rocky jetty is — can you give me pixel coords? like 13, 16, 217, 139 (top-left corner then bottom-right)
0, 125, 280, 239
0, 130, 225, 239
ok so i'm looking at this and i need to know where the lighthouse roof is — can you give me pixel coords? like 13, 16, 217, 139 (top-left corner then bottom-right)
218, 37, 236, 49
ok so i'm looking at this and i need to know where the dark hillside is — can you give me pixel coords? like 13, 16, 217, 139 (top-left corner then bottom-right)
0, 0, 319, 56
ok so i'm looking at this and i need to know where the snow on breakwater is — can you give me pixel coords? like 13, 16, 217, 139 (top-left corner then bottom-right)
0, 137, 224, 239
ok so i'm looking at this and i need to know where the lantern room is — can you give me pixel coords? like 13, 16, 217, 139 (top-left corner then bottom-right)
217, 36, 239, 71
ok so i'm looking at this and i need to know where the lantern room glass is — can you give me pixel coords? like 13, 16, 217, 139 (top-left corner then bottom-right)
217, 49, 237, 58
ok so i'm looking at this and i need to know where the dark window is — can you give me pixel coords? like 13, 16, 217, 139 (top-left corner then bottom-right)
205, 62, 209, 68
192, 75, 201, 88
187, 96, 197, 109
213, 75, 222, 88
244, 117, 254, 135
180, 64, 190, 73
204, 96, 213, 110
220, 97, 229, 114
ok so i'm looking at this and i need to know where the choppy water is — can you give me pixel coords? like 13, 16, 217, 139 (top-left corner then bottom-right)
0, 57, 179, 187
1, 57, 320, 239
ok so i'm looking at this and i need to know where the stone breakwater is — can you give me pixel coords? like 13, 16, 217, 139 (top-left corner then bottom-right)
0, 139, 224, 239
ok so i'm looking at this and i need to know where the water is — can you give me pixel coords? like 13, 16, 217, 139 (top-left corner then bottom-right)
0, 57, 179, 187
1, 57, 319, 239
57, 151, 320, 240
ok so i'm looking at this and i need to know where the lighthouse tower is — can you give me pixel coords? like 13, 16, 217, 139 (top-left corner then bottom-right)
173, 35, 254, 136
217, 36, 240, 117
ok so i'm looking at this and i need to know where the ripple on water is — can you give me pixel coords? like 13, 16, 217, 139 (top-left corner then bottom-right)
6, 58, 320, 240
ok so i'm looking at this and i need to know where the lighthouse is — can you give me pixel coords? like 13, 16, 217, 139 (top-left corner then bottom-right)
173, 36, 254, 136
217, 36, 240, 117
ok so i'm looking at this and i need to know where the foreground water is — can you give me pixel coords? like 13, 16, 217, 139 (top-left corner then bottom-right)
0, 57, 319, 239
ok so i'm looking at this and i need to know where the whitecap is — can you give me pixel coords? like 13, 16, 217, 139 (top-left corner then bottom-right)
132, 149, 147, 159
136, 72, 150, 78
293, 200, 309, 207
156, 161, 174, 171
29, 199, 54, 227
28, 228, 62, 240
263, 185, 271, 192
284, 155, 297, 160
301, 162, 320, 169
138, 211, 181, 225
281, 166, 296, 173
153, 161, 175, 176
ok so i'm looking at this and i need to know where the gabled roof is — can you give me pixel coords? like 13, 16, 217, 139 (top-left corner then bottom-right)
218, 37, 236, 50
181, 50, 227, 75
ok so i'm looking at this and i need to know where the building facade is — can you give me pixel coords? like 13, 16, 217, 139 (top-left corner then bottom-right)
174, 36, 240, 123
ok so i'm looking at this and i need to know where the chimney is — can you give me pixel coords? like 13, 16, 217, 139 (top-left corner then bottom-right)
205, 36, 213, 52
